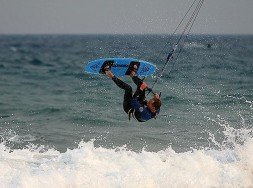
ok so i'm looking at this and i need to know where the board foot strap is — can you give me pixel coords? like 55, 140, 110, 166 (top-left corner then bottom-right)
99, 60, 114, 74
125, 61, 140, 75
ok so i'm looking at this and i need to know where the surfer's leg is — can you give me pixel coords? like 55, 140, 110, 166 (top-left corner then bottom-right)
111, 76, 131, 91
129, 65, 146, 89
132, 76, 143, 87
130, 75, 147, 101
111, 76, 133, 113
105, 70, 132, 91
133, 88, 146, 102
105, 70, 133, 113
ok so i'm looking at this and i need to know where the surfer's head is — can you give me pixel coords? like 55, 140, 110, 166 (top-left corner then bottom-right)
153, 98, 161, 111
147, 94, 161, 113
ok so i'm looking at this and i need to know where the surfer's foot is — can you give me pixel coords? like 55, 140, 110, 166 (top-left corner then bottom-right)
130, 65, 138, 78
104, 66, 114, 78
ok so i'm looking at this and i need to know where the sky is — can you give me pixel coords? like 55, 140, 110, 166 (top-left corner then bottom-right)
0, 0, 253, 34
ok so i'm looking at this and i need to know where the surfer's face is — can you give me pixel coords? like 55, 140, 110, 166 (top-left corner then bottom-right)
147, 99, 156, 113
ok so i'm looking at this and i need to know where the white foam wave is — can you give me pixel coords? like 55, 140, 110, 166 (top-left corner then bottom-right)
1, 113, 252, 187
0, 136, 253, 188
8, 135, 36, 143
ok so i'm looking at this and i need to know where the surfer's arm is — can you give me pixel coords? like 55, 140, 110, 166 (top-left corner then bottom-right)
132, 76, 148, 90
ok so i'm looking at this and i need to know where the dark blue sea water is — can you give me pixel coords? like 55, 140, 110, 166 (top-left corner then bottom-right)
0, 35, 252, 187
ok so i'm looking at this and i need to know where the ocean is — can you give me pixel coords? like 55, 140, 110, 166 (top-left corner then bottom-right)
0, 34, 252, 187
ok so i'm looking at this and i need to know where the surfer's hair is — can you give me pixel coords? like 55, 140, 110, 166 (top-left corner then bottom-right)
153, 98, 161, 111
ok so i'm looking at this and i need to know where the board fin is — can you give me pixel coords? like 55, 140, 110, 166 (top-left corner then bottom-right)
125, 61, 140, 75
99, 60, 114, 74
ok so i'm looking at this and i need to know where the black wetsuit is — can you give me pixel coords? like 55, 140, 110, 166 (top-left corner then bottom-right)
111, 76, 159, 122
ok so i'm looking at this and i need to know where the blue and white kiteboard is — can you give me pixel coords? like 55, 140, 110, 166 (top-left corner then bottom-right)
84, 58, 156, 77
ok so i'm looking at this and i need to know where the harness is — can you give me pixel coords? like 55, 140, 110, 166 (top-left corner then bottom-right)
127, 107, 156, 122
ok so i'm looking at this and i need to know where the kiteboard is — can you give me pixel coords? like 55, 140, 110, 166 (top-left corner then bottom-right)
84, 58, 156, 77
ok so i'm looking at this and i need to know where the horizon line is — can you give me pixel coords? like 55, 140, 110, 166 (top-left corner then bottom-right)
0, 33, 253, 36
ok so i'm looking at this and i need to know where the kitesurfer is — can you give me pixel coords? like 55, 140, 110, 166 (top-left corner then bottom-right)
103, 65, 161, 122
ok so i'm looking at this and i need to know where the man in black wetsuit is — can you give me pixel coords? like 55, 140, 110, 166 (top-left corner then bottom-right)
104, 65, 161, 122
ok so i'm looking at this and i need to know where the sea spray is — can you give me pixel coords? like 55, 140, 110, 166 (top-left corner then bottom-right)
0, 126, 252, 187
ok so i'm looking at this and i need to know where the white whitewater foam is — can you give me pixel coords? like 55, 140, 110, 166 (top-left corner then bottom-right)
8, 134, 36, 143
1, 112, 252, 187
0, 136, 252, 188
